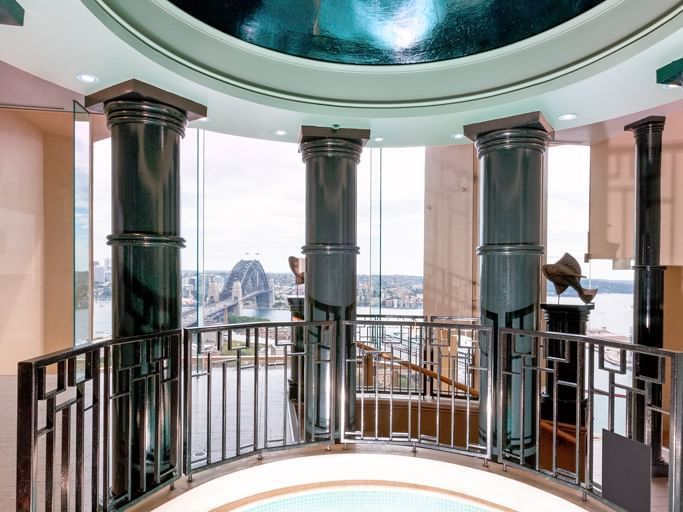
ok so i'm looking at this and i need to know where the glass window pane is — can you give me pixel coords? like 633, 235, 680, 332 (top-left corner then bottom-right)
73, 102, 91, 345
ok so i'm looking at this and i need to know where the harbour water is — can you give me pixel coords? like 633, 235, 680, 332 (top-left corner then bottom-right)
80, 293, 633, 342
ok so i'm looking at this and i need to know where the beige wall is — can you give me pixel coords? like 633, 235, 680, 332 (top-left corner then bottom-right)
0, 110, 45, 373
0, 110, 74, 374
43, 133, 73, 354
589, 112, 683, 264
423, 144, 478, 318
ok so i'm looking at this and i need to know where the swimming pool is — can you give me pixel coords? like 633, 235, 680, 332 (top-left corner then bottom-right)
232, 485, 496, 512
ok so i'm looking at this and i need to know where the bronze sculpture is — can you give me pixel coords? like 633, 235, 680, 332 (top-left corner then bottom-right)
288, 256, 304, 285
542, 253, 597, 304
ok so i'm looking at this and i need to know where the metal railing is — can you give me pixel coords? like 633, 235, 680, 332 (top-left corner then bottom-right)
16, 330, 182, 512
498, 328, 683, 512
15, 320, 683, 512
183, 321, 336, 478
340, 319, 494, 461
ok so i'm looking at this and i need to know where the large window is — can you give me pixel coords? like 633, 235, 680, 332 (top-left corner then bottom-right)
546, 144, 633, 338
80, 127, 425, 339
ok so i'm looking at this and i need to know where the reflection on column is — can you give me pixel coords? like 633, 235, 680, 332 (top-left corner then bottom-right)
465, 112, 552, 455
86, 81, 206, 500
625, 115, 667, 475
299, 126, 370, 437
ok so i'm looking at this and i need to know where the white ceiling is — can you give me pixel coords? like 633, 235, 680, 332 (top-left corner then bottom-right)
1, 0, 682, 146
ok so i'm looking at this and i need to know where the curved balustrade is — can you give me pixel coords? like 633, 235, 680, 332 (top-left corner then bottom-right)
15, 321, 683, 511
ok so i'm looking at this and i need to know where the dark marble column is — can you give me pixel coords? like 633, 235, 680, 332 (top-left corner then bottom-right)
86, 80, 205, 499
299, 126, 370, 438
465, 112, 552, 455
625, 115, 666, 474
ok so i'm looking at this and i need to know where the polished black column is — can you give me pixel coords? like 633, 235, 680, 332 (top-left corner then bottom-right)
299, 126, 370, 437
465, 112, 552, 455
87, 81, 206, 499
625, 115, 666, 473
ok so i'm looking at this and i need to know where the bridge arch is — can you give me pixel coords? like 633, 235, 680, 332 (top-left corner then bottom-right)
220, 259, 272, 308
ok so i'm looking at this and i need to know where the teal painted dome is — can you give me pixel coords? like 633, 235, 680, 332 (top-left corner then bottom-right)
168, 0, 605, 65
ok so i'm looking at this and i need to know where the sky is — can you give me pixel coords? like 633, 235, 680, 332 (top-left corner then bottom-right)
546, 145, 633, 282
90, 130, 629, 281
92, 130, 425, 276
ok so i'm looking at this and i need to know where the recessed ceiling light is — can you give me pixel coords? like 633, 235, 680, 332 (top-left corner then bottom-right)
76, 73, 99, 84
558, 113, 578, 121
274, 129, 287, 136
451, 133, 465, 140
373, 136, 384, 142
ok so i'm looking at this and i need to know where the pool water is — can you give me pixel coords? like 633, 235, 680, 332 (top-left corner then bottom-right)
234, 486, 495, 512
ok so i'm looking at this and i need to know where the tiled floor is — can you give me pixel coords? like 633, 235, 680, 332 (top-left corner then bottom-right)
2, 373, 672, 511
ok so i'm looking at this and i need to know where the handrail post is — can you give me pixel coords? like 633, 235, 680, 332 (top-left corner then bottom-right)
486, 327, 494, 461
182, 328, 192, 479
496, 329, 506, 463
669, 352, 683, 512
16, 362, 35, 512
340, 322, 347, 443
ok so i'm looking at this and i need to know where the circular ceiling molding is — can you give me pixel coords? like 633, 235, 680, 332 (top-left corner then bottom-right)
165, 0, 605, 66
84, 0, 683, 111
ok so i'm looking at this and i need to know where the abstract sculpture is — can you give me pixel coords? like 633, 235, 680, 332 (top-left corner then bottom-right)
288, 256, 304, 285
542, 253, 597, 304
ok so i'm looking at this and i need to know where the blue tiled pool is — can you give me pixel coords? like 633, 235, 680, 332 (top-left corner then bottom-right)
235, 486, 496, 512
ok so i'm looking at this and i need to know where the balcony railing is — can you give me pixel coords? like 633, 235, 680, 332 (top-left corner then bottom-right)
15, 320, 683, 511
340, 319, 494, 460
497, 328, 683, 511
183, 321, 336, 479
16, 330, 183, 512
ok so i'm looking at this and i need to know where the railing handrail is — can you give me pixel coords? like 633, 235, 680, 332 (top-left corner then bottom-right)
499, 327, 683, 357
16, 320, 683, 512
344, 319, 492, 331
184, 320, 333, 335
17, 328, 184, 367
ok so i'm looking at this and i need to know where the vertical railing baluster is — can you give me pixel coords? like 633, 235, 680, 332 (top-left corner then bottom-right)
91, 350, 100, 512
46, 394, 55, 512
586, 342, 595, 495
183, 330, 193, 479
264, 327, 269, 450
61, 402, 71, 511
103, 346, 110, 510
16, 362, 36, 512
669, 352, 683, 512
75, 376, 85, 512
253, 327, 259, 453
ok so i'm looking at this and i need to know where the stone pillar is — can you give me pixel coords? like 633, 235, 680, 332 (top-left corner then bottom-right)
86, 81, 205, 498
625, 115, 666, 474
465, 112, 552, 455
299, 126, 370, 437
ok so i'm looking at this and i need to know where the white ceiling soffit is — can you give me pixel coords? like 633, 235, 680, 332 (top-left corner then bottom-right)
83, 0, 682, 111
0, 0, 682, 146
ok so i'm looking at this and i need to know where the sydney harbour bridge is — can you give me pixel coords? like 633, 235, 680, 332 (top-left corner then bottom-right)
182, 259, 273, 326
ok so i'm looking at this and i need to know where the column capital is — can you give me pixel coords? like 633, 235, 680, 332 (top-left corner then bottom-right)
624, 115, 666, 136
84, 79, 207, 121
464, 111, 554, 142
298, 125, 370, 145
299, 125, 370, 163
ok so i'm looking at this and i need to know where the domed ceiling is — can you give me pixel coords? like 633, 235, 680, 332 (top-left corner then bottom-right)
2, 0, 681, 146
167, 0, 605, 65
